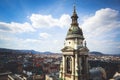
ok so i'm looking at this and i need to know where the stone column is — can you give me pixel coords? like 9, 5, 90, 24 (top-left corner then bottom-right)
75, 52, 79, 80
59, 62, 63, 78
62, 55, 65, 79
83, 55, 89, 80
86, 56, 89, 80
72, 55, 75, 80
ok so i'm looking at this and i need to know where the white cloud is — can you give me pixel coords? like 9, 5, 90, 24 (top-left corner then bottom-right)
0, 22, 35, 33
0, 13, 70, 52
0, 14, 71, 33
118, 46, 120, 49
0, 35, 11, 41
0, 36, 42, 50
39, 32, 51, 39
59, 14, 71, 28
0, 8, 120, 54
82, 8, 120, 36
0, 35, 63, 52
30, 14, 71, 28
24, 39, 41, 43
81, 8, 120, 54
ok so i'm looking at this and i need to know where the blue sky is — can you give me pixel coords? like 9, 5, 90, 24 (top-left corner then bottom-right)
0, 0, 120, 54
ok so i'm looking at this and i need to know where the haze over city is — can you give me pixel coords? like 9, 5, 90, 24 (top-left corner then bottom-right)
0, 0, 120, 54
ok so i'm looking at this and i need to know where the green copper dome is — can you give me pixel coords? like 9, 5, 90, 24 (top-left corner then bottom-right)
66, 6, 84, 40
66, 25, 84, 40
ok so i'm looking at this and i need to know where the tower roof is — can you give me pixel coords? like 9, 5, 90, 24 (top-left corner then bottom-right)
66, 6, 84, 40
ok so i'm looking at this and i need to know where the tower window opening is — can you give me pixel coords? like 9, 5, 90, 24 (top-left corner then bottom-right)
81, 57, 85, 74
66, 57, 72, 74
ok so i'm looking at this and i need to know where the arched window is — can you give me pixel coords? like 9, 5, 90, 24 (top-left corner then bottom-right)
81, 56, 85, 74
66, 56, 72, 74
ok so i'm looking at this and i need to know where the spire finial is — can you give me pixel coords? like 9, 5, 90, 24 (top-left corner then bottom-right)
73, 5, 76, 13
71, 0, 78, 26
73, 0, 76, 13
73, 0, 76, 7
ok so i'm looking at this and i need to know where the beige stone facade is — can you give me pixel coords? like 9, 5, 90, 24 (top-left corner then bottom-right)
59, 6, 89, 80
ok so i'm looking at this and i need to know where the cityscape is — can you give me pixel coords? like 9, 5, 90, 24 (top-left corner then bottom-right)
0, 0, 120, 80
0, 48, 120, 80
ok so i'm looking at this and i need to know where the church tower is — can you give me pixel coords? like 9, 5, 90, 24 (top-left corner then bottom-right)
59, 6, 89, 80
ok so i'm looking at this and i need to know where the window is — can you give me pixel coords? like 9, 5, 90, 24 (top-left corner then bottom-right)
69, 42, 71, 44
66, 57, 72, 74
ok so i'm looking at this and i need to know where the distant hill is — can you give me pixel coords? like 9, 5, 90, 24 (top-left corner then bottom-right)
0, 48, 119, 56
41, 51, 53, 54
0, 48, 54, 54
89, 51, 104, 56
89, 51, 120, 56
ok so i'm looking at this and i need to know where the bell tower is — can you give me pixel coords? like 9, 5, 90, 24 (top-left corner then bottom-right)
59, 6, 89, 80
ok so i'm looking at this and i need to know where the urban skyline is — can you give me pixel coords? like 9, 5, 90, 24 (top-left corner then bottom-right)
0, 0, 120, 54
